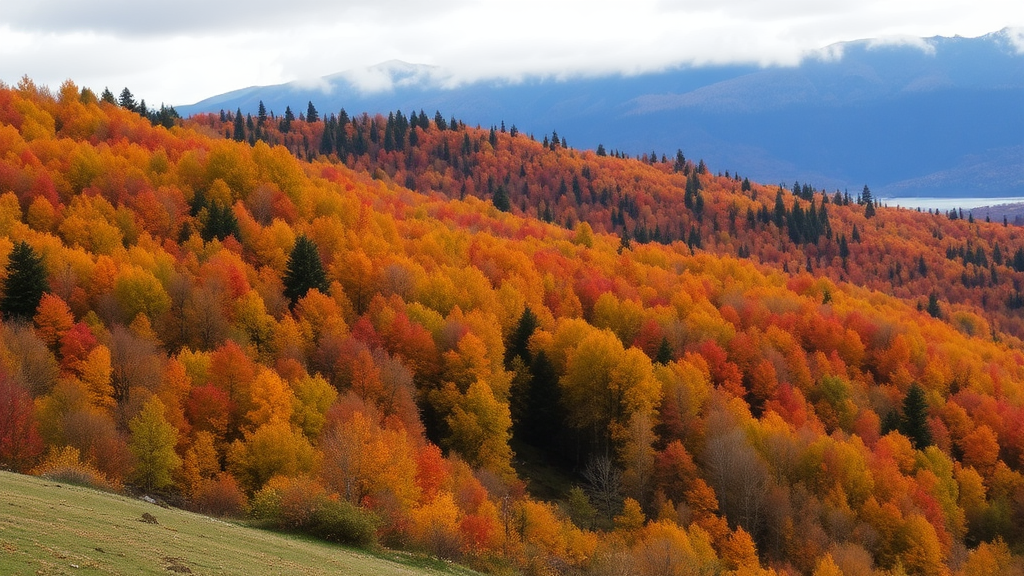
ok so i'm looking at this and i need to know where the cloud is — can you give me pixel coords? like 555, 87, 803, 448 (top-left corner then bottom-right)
867, 35, 936, 55
2, 0, 1021, 105
2, 0, 469, 36
1004, 27, 1024, 53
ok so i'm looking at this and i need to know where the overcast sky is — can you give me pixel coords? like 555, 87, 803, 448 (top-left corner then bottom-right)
1, 0, 1022, 106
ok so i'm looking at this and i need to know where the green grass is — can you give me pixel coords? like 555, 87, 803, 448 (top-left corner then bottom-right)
0, 471, 481, 576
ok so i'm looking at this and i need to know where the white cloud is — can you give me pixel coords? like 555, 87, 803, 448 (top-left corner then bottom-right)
1, 0, 1021, 105
1004, 27, 1024, 53
867, 35, 936, 55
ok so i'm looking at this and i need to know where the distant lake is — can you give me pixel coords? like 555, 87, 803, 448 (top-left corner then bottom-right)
880, 197, 1024, 211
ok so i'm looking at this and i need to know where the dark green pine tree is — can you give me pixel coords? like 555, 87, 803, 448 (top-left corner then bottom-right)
283, 235, 329, 307
505, 307, 538, 367
654, 337, 673, 365
257, 101, 267, 127
773, 189, 786, 228
118, 87, 137, 111
306, 101, 319, 123
900, 384, 932, 449
926, 292, 941, 318
521, 350, 564, 448
492, 185, 511, 212
280, 106, 295, 133
100, 87, 117, 104
232, 108, 245, 142
201, 202, 240, 242
1, 241, 48, 320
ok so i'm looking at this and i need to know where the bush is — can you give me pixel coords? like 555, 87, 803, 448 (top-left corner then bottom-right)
247, 475, 378, 549
309, 499, 379, 548
32, 446, 117, 492
192, 473, 247, 518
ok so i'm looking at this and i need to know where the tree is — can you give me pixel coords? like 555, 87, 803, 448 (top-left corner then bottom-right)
282, 235, 328, 307
306, 101, 319, 123
900, 384, 932, 449
0, 373, 42, 471
232, 108, 245, 142
128, 397, 182, 491
505, 307, 537, 366
118, 87, 137, 111
926, 293, 941, 318
1, 241, 48, 320
492, 185, 511, 212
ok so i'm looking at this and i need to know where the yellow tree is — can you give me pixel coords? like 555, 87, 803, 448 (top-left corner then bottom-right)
128, 397, 181, 491
444, 379, 515, 480
245, 368, 294, 432
561, 329, 660, 465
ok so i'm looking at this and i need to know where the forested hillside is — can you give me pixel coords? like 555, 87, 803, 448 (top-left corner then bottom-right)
1, 78, 1023, 576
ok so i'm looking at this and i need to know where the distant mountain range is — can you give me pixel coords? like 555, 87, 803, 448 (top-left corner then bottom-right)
178, 30, 1024, 199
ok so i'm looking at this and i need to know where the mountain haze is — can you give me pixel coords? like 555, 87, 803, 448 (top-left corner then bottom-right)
179, 30, 1024, 199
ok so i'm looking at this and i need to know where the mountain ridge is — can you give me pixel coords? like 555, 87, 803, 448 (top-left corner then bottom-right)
177, 29, 1023, 200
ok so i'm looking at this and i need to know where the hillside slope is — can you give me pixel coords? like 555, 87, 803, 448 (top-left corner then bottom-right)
1, 79, 1023, 575
0, 471, 478, 576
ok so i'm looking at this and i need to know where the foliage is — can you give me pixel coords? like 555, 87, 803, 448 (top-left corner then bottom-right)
2, 79, 1024, 574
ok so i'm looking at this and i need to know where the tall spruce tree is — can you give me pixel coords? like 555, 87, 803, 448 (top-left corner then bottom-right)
282, 235, 328, 307
900, 384, 932, 449
1, 241, 48, 320
232, 108, 245, 142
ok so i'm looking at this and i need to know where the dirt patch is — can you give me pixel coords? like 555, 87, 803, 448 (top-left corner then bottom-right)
163, 556, 192, 573
141, 512, 159, 524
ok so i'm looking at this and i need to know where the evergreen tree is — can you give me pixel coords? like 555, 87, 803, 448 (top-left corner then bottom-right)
522, 351, 564, 447
900, 384, 932, 449
100, 87, 116, 104
118, 87, 137, 111
505, 307, 538, 367
282, 235, 329, 307
201, 202, 240, 242
232, 108, 245, 142
257, 101, 267, 127
280, 106, 294, 133
773, 189, 786, 228
926, 292, 941, 318
839, 235, 850, 265
0, 241, 48, 321
492, 185, 511, 212
655, 337, 673, 365
306, 101, 319, 123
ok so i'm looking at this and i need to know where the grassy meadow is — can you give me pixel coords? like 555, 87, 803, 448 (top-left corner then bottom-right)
0, 471, 480, 576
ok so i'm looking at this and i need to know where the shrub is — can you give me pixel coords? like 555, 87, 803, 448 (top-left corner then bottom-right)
192, 473, 247, 518
247, 475, 378, 549
32, 446, 117, 491
309, 499, 379, 548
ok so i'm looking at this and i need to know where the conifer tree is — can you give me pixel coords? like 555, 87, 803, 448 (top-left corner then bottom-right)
232, 108, 245, 142
900, 384, 932, 449
1, 241, 48, 321
283, 235, 328, 307
118, 87, 137, 111
492, 185, 511, 213
505, 307, 537, 366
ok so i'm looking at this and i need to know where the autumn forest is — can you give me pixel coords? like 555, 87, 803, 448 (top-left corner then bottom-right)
2, 79, 1024, 575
